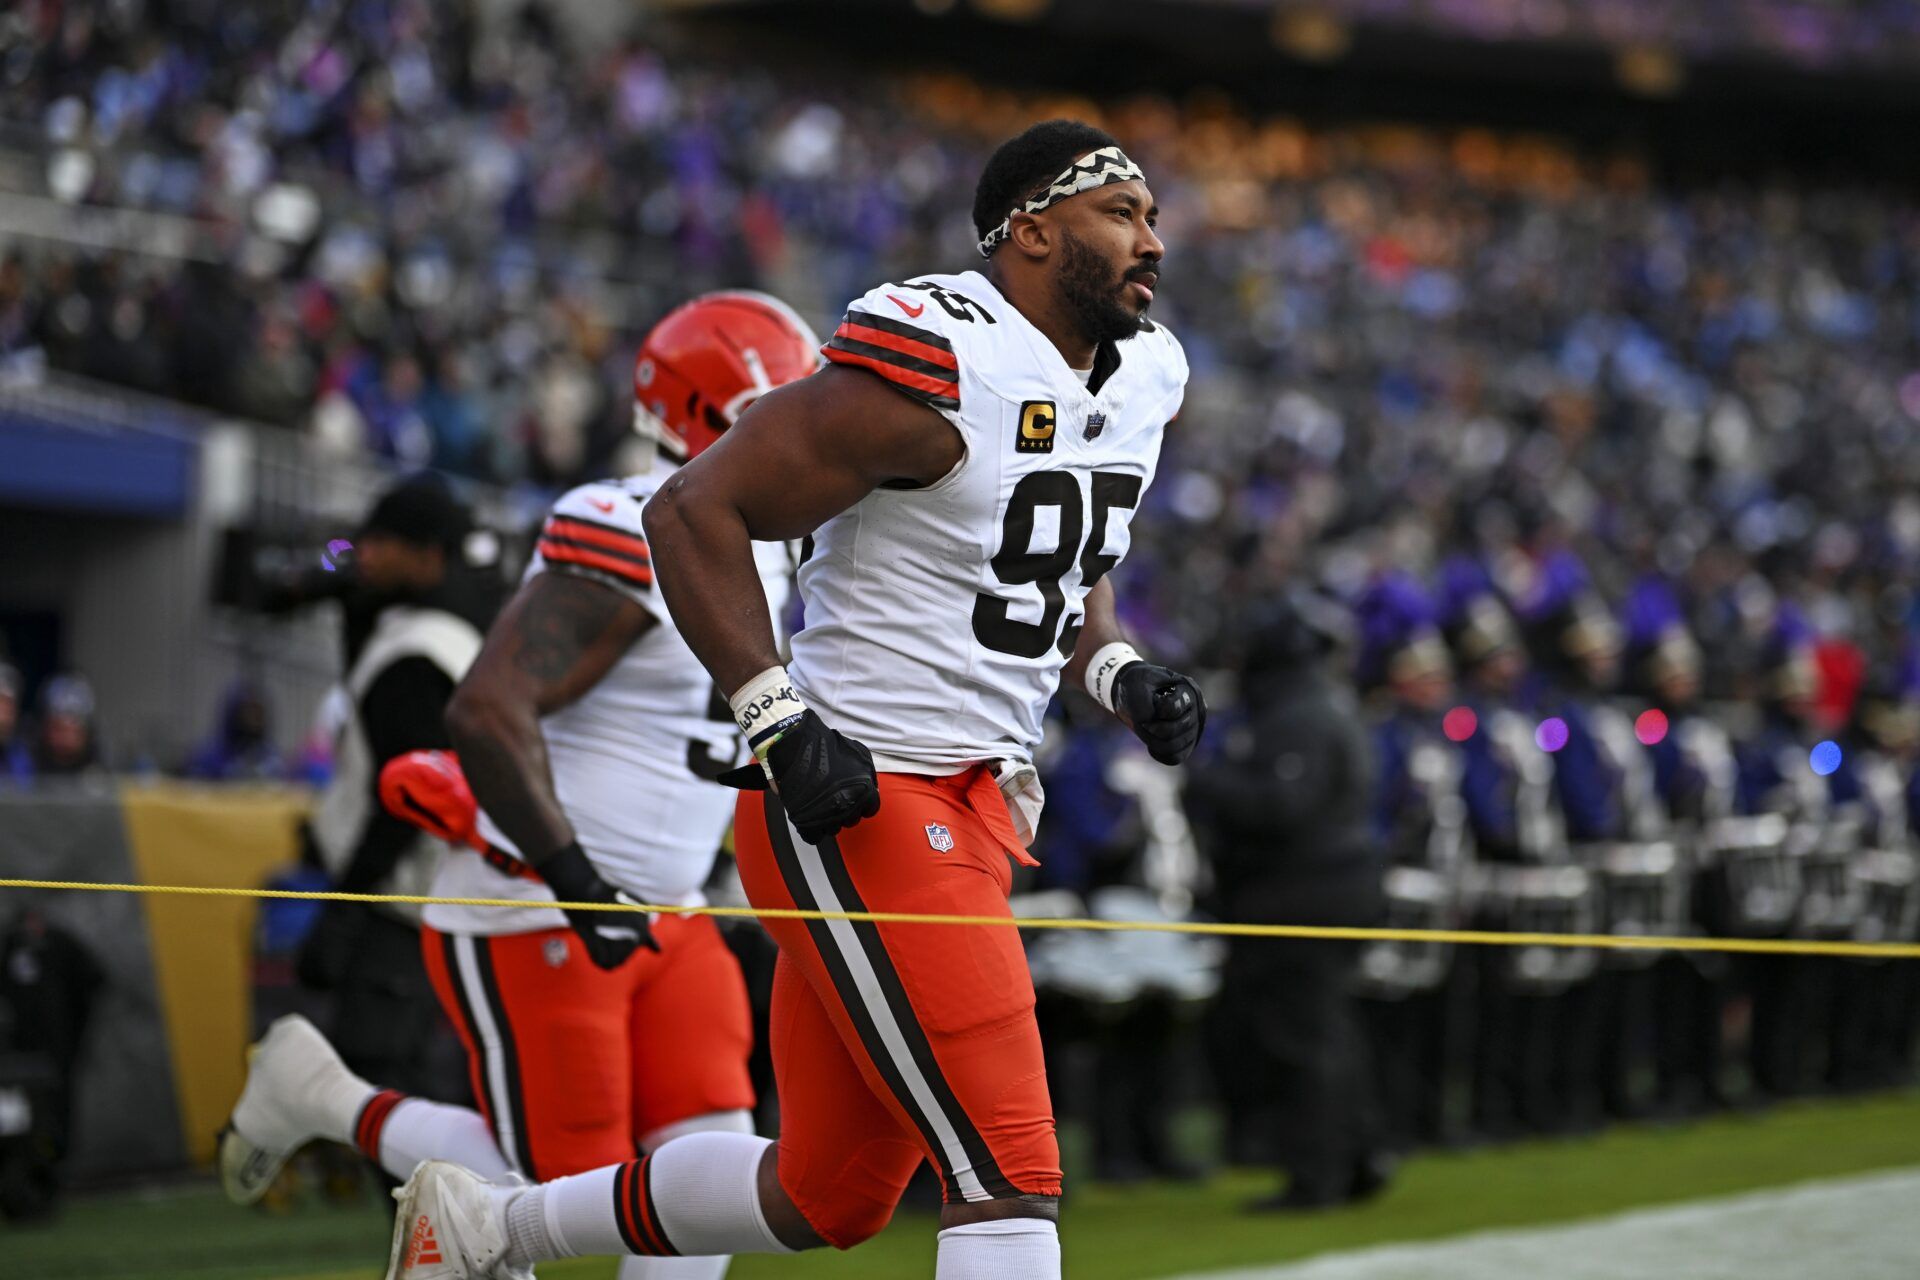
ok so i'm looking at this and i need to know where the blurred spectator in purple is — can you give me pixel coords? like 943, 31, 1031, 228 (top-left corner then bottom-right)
185, 681, 287, 782
360, 352, 433, 465
1031, 702, 1143, 895
31, 675, 102, 778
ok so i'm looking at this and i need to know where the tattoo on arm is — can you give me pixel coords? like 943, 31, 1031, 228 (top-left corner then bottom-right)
450, 571, 653, 865
506, 573, 631, 689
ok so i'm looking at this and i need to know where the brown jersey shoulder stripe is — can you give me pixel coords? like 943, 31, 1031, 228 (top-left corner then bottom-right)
538, 538, 655, 587
834, 320, 958, 375
825, 307, 962, 408
840, 307, 954, 354
822, 344, 961, 411
540, 521, 651, 568
544, 514, 650, 557
828, 329, 960, 383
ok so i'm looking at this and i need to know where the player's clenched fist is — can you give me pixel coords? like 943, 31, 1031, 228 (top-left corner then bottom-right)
725, 667, 882, 843
1111, 661, 1207, 765
758, 709, 884, 841
536, 841, 659, 969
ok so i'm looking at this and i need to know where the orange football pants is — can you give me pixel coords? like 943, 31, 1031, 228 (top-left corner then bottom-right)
421, 913, 754, 1181
733, 767, 1061, 1249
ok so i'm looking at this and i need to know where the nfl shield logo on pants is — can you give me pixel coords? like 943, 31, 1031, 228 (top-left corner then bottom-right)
925, 823, 955, 853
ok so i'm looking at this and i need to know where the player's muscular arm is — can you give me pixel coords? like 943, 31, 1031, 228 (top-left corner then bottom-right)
445, 572, 655, 866
1064, 577, 1127, 693
643, 364, 963, 696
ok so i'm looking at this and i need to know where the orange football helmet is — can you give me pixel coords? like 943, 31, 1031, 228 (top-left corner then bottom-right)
632, 291, 823, 461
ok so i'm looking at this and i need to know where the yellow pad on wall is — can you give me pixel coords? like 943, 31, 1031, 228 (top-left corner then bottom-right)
118, 783, 310, 1165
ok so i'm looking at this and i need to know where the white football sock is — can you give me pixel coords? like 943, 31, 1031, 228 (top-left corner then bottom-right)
615, 1252, 731, 1280
596, 1111, 754, 1279
375, 1098, 514, 1183
504, 1133, 791, 1265
505, 1179, 567, 1267
646, 1131, 791, 1257
935, 1217, 1060, 1279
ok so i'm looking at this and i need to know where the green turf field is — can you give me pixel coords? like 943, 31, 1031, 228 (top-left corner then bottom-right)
10, 1091, 1919, 1280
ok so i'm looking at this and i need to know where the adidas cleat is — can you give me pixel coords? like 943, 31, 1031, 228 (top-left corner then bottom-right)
386, 1160, 532, 1280
218, 1014, 369, 1205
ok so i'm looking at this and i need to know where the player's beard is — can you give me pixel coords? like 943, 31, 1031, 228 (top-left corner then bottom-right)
1057, 227, 1152, 346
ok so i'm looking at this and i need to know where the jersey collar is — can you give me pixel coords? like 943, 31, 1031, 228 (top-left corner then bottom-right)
966, 271, 1137, 402
1086, 338, 1124, 397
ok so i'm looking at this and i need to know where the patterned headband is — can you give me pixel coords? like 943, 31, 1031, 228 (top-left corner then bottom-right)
977, 146, 1148, 258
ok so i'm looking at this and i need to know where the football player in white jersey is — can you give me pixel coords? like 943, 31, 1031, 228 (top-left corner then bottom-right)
218, 292, 819, 1280
383, 120, 1205, 1280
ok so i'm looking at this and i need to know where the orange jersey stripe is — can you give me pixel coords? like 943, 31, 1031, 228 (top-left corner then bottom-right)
539, 539, 655, 586
545, 517, 651, 561
823, 346, 960, 401
833, 320, 959, 371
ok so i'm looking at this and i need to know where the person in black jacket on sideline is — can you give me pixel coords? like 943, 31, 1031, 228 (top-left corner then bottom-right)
298, 477, 505, 1130
1189, 589, 1392, 1211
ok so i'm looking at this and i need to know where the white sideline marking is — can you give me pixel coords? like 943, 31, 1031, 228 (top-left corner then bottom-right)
1170, 1167, 1920, 1280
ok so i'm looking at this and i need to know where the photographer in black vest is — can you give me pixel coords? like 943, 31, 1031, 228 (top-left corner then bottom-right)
300, 477, 503, 1113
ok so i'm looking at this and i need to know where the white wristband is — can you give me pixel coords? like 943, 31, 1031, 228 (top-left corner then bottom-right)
729, 665, 808, 755
1086, 642, 1144, 713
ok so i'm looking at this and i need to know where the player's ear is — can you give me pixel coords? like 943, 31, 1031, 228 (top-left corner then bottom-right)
1007, 209, 1052, 260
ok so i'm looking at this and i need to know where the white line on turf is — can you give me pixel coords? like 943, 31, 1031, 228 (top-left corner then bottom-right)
1169, 1166, 1920, 1280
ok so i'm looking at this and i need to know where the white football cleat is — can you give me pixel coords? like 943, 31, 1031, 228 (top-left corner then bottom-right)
218, 1013, 369, 1205
386, 1160, 533, 1280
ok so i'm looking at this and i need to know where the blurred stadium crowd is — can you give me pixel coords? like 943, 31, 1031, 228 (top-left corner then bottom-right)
1265, 0, 1920, 70
5, 1, 1919, 662
1, 0, 1917, 1205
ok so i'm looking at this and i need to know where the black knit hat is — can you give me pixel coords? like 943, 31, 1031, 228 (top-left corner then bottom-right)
358, 475, 470, 552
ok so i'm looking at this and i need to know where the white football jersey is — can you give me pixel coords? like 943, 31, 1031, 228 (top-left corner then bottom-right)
799, 270, 1187, 772
426, 469, 795, 935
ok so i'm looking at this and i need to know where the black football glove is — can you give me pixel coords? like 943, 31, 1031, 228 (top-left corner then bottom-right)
535, 841, 657, 970
1113, 662, 1207, 765
718, 709, 882, 844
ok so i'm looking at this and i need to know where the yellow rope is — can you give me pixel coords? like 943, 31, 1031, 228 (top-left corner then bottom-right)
4, 877, 1918, 959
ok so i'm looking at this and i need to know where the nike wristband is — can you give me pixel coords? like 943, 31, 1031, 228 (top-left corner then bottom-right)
1086, 642, 1144, 714
730, 665, 809, 758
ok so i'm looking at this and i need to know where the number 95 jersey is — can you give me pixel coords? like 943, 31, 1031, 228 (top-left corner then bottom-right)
797, 271, 1187, 772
